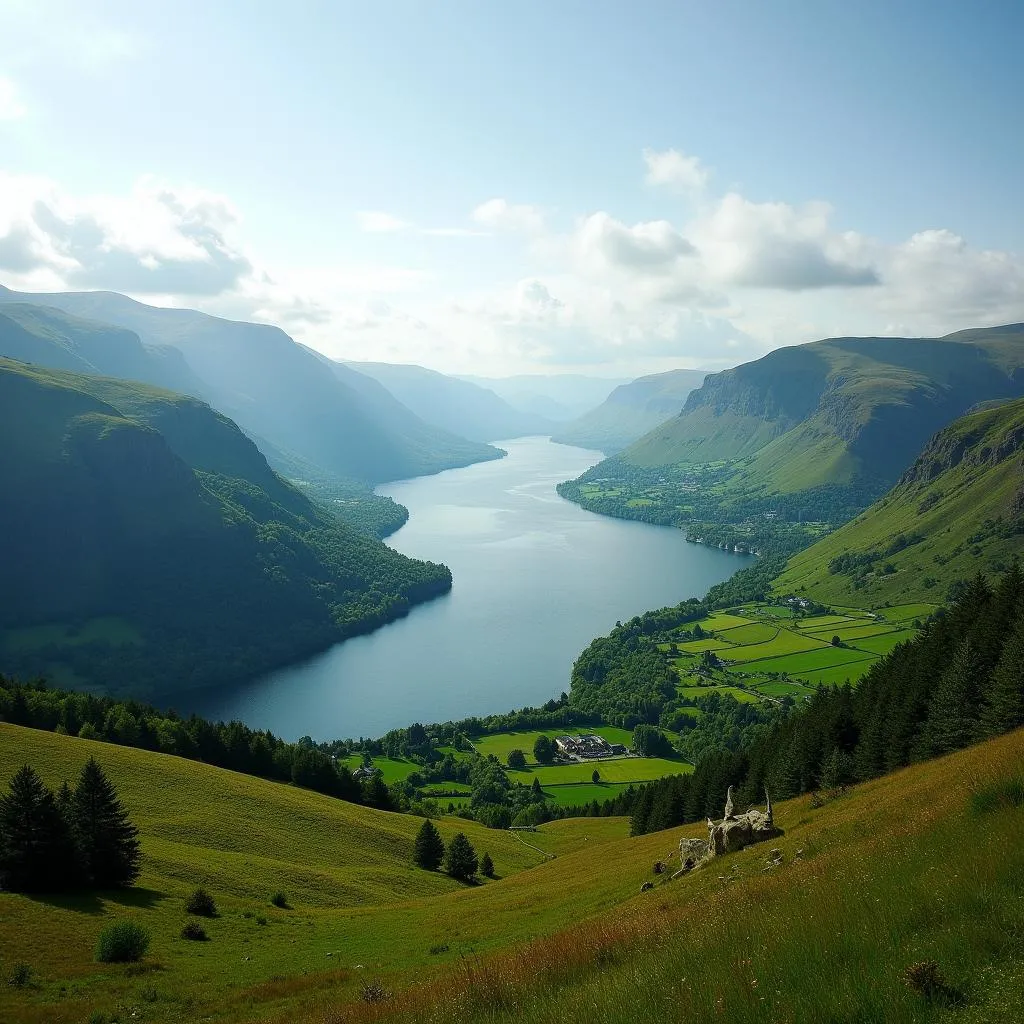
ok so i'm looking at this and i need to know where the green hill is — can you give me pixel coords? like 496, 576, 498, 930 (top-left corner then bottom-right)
551, 368, 709, 454
0, 286, 502, 485
0, 359, 451, 697
563, 326, 1024, 532
1, 721, 1021, 1023
776, 396, 1024, 605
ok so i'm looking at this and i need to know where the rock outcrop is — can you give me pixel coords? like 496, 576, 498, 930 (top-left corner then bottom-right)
672, 787, 781, 878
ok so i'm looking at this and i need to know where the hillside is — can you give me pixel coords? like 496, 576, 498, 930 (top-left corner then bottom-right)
460, 373, 627, 422
552, 368, 709, 453
343, 359, 553, 441
0, 287, 502, 485
1, 721, 1021, 1023
0, 359, 451, 697
776, 396, 1024, 605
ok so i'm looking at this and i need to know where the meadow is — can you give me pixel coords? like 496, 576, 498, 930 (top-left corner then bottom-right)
471, 727, 634, 765
2, 721, 1021, 1024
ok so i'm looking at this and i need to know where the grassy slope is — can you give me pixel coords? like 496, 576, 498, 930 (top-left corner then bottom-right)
621, 326, 1024, 494
3, 724, 1022, 1023
777, 396, 1024, 605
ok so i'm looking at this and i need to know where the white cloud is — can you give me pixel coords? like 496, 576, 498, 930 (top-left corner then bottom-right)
643, 148, 709, 193
0, 76, 26, 120
356, 210, 409, 233
472, 198, 545, 234
693, 193, 880, 290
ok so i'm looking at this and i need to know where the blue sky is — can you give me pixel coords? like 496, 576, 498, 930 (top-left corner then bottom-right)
1, 0, 1022, 374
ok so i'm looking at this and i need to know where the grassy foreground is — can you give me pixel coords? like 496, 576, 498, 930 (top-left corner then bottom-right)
2, 724, 1023, 1022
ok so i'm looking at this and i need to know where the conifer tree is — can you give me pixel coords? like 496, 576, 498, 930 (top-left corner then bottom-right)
981, 612, 1024, 736
71, 758, 141, 888
0, 766, 76, 892
480, 851, 494, 878
412, 818, 445, 870
921, 638, 984, 757
444, 832, 478, 880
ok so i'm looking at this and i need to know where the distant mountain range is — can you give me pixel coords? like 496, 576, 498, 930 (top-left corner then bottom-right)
459, 373, 627, 422
552, 368, 709, 453
0, 286, 502, 486
0, 357, 452, 697
338, 359, 554, 442
776, 394, 1024, 604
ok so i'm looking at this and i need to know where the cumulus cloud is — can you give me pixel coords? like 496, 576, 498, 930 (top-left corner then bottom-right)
0, 76, 26, 120
0, 174, 251, 295
692, 193, 879, 291
472, 198, 545, 234
643, 148, 709, 193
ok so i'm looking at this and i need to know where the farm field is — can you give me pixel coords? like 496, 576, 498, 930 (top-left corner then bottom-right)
338, 754, 420, 783
668, 600, 925, 705
472, 726, 634, 765
540, 782, 637, 808
517, 756, 692, 787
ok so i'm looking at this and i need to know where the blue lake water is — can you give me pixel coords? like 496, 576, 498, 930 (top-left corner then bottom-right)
189, 437, 745, 740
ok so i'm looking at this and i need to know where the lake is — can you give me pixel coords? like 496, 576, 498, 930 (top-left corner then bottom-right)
189, 437, 745, 740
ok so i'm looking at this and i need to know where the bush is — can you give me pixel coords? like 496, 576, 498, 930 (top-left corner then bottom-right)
180, 921, 208, 941
185, 888, 217, 917
270, 891, 289, 909
255, 915, 268, 926
7, 962, 32, 988
96, 921, 151, 963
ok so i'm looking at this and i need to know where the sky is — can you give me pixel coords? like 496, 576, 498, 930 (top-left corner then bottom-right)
1, 0, 1023, 377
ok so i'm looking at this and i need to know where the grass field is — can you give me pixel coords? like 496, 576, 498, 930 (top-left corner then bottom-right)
2, 723, 1022, 1024
339, 755, 420, 783
677, 683, 762, 703
472, 727, 634, 765
540, 782, 637, 807
516, 757, 691, 787
731, 647, 876, 676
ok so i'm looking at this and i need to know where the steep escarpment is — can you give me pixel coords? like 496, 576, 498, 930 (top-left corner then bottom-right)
776, 395, 1024, 604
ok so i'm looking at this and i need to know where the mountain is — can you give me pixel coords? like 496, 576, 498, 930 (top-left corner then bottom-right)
0, 358, 451, 697
461, 373, 628, 422
622, 326, 1024, 490
341, 358, 554, 441
0, 300, 204, 396
551, 368, 709, 453
0, 286, 502, 484
775, 395, 1024, 605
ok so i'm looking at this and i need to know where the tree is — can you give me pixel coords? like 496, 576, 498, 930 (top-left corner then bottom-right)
831, 635, 842, 647
0, 766, 76, 892
480, 851, 494, 878
506, 749, 527, 771
444, 832, 478, 881
981, 612, 1024, 736
412, 818, 445, 870
71, 758, 141, 888
592, 769, 601, 784
531, 777, 544, 801
533, 735, 556, 764
921, 639, 983, 756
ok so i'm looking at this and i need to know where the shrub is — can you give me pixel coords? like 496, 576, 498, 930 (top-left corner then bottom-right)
96, 921, 151, 963
270, 891, 289, 909
903, 961, 961, 1004
7, 962, 32, 988
428, 943, 450, 955
180, 921, 208, 941
360, 980, 391, 1003
255, 915, 268, 926
185, 888, 217, 917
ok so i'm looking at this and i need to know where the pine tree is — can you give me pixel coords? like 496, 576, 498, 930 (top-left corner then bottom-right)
981, 612, 1024, 736
444, 832, 478, 881
0, 766, 77, 892
480, 851, 494, 878
921, 639, 984, 757
412, 818, 445, 870
71, 758, 141, 888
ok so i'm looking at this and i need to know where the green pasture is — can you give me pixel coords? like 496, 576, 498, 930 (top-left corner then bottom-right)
799, 661, 878, 685
473, 727, 634, 765
729, 646, 877, 677
791, 614, 860, 630
716, 630, 828, 663
879, 603, 938, 623
690, 612, 751, 630
339, 755, 420, 783
519, 756, 691, 787
541, 782, 637, 808
846, 629, 918, 655
714, 621, 779, 645
676, 638, 732, 653
750, 679, 816, 698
